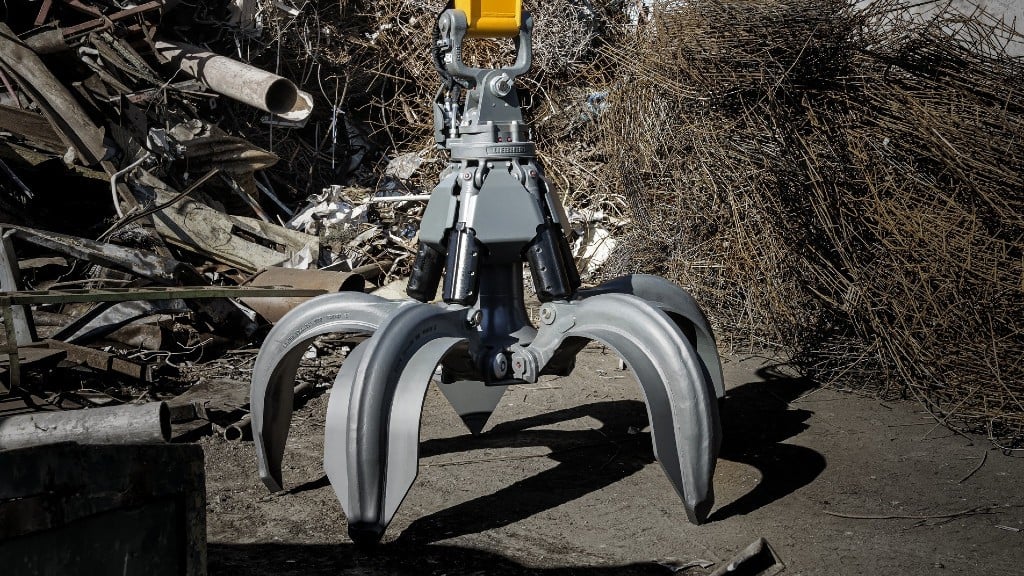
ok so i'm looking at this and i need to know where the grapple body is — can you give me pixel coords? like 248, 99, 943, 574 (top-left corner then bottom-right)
251, 7, 724, 545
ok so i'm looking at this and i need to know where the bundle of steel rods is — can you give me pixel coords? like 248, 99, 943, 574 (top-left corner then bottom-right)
598, 0, 1023, 444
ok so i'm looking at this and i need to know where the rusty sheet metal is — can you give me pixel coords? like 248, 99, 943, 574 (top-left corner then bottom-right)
0, 104, 65, 152
0, 23, 106, 164
8, 225, 193, 285
51, 299, 188, 346
240, 266, 365, 323
179, 134, 279, 173
149, 186, 320, 273
0, 285, 326, 306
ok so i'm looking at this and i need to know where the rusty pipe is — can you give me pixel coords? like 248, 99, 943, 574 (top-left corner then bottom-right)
0, 402, 171, 450
154, 40, 311, 119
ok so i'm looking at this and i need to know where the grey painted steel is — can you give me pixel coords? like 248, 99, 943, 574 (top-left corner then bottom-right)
323, 303, 469, 542
250, 292, 401, 492
472, 168, 546, 261
418, 172, 459, 248
249, 6, 724, 545
581, 274, 726, 399
0, 401, 170, 449
557, 294, 719, 522
318, 293, 719, 540
437, 380, 508, 434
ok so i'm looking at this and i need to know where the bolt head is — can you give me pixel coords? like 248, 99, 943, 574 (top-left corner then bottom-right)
492, 354, 509, 378
489, 73, 513, 97
539, 305, 556, 325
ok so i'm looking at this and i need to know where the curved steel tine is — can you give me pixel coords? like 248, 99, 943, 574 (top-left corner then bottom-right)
324, 303, 470, 544
562, 293, 721, 523
437, 380, 508, 434
251, 292, 404, 492
580, 274, 725, 399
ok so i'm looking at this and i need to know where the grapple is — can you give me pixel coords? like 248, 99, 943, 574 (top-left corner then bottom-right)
250, 5, 724, 545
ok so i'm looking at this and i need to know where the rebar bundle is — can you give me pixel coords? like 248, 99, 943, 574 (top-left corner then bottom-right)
600, 0, 1024, 445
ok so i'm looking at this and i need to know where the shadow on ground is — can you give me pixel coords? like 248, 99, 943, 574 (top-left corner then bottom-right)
208, 365, 828, 574
209, 542, 677, 575
709, 365, 827, 521
394, 364, 826, 541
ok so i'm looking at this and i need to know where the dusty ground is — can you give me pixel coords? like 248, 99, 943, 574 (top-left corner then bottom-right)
199, 346, 1024, 575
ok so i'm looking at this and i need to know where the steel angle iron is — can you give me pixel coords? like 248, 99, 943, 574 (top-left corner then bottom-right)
250, 0, 725, 545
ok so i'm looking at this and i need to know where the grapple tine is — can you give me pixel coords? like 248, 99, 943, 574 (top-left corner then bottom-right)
581, 274, 725, 399
323, 303, 469, 544
250, 292, 402, 492
560, 293, 721, 523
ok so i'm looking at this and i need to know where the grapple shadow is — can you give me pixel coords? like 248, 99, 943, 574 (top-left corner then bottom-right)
398, 367, 825, 541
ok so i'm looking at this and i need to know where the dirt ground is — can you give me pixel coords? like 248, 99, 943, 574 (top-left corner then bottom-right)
199, 346, 1024, 575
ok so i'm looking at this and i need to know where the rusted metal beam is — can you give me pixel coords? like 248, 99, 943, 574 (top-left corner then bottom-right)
0, 285, 328, 389
8, 225, 194, 285
0, 106, 64, 151
62, 1, 166, 39
33, 0, 55, 27
0, 229, 34, 394
41, 339, 155, 381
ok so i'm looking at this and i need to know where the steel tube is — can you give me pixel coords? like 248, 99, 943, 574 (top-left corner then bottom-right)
155, 40, 309, 118
0, 402, 171, 450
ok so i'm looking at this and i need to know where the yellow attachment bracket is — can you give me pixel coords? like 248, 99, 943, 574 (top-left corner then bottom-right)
455, 0, 522, 38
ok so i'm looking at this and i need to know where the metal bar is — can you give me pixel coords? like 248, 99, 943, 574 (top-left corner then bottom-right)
33, 0, 55, 27
1, 304, 18, 394
223, 173, 272, 223
0, 285, 327, 306
368, 195, 432, 203
61, 1, 163, 38
0, 23, 107, 164
0, 230, 36, 345
0, 158, 34, 199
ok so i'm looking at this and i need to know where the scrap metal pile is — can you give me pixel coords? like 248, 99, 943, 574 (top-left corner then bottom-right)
0, 0, 625, 436
0, 0, 1021, 446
